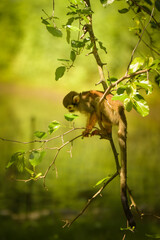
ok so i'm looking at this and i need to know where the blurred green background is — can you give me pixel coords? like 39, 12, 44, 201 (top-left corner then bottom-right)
0, 0, 160, 239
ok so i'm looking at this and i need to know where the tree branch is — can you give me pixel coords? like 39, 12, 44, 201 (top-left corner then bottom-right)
99, 68, 150, 103
63, 171, 119, 228
83, 0, 107, 90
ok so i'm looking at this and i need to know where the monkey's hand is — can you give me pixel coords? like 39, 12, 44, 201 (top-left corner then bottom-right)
82, 128, 91, 137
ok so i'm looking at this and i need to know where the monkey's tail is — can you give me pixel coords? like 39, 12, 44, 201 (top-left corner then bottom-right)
119, 135, 136, 229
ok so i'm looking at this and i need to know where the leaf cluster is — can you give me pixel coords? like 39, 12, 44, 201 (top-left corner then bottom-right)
6, 115, 79, 180
112, 57, 160, 116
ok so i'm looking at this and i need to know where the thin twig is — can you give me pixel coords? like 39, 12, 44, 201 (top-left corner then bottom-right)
0, 127, 84, 145
43, 134, 82, 187
63, 171, 119, 228
100, 68, 150, 103
126, 7, 155, 75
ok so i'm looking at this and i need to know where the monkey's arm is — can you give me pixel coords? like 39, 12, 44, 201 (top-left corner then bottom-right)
83, 112, 98, 136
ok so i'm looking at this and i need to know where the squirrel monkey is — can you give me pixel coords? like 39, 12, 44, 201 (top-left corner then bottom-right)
63, 90, 136, 228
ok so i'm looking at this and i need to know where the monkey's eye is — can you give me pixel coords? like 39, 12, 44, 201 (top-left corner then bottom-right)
67, 105, 75, 112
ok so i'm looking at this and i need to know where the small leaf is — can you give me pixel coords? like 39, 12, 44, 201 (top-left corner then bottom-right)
118, 8, 129, 14
64, 113, 79, 121
35, 173, 42, 179
25, 167, 34, 176
155, 74, 160, 87
141, 5, 151, 14
112, 94, 128, 101
155, 0, 160, 11
100, 0, 115, 6
71, 40, 85, 48
133, 94, 149, 117
69, 0, 82, 4
117, 86, 126, 95
57, 59, 70, 62
46, 25, 62, 37
129, 57, 145, 73
135, 80, 153, 95
124, 98, 133, 112
29, 151, 45, 167
120, 226, 135, 231
148, 57, 154, 67
34, 131, 47, 139
95, 175, 112, 187
66, 17, 75, 43
48, 120, 61, 134
41, 18, 50, 25
144, 0, 152, 5
98, 41, 107, 54
65, 25, 80, 31
70, 50, 76, 62
6, 151, 25, 172
55, 66, 66, 81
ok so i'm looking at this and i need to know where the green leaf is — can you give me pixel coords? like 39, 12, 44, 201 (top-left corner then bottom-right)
55, 66, 66, 81
70, 50, 76, 62
34, 173, 42, 179
66, 17, 75, 43
98, 41, 107, 54
7, 151, 25, 172
46, 25, 62, 37
57, 59, 70, 62
34, 131, 47, 139
29, 151, 45, 167
141, 5, 151, 14
25, 167, 34, 176
71, 40, 85, 48
150, 59, 160, 70
144, 0, 152, 5
120, 226, 135, 231
41, 18, 50, 25
95, 175, 112, 187
133, 94, 149, 117
65, 25, 80, 31
124, 98, 133, 112
155, 74, 160, 87
100, 0, 115, 6
118, 8, 129, 14
69, 0, 82, 4
48, 120, 61, 134
147, 57, 154, 67
155, 0, 160, 11
112, 93, 128, 101
135, 80, 153, 95
129, 57, 145, 73
117, 86, 126, 95
64, 113, 79, 121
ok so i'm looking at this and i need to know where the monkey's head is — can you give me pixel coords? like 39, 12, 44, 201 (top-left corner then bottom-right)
63, 91, 80, 112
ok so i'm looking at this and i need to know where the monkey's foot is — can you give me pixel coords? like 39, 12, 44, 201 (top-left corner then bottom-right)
91, 130, 111, 140
90, 130, 101, 136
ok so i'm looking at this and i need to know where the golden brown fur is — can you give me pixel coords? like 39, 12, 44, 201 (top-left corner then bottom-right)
63, 90, 136, 228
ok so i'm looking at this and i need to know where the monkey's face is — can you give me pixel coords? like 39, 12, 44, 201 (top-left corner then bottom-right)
67, 104, 75, 112
63, 91, 80, 113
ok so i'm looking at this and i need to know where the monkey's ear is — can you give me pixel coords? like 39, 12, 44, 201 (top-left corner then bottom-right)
73, 95, 80, 104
